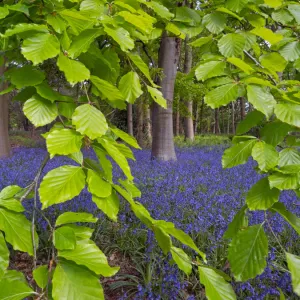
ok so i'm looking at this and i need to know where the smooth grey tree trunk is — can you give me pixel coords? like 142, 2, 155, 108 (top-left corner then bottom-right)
136, 99, 144, 147
127, 103, 133, 136
183, 37, 194, 141
231, 101, 235, 134
0, 63, 11, 158
151, 33, 180, 161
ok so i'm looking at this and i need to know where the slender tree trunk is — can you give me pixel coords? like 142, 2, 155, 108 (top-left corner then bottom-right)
215, 109, 220, 134
220, 107, 224, 134
151, 33, 180, 161
144, 103, 152, 147
227, 105, 230, 135
231, 101, 235, 135
240, 97, 245, 120
183, 36, 194, 141
127, 103, 133, 136
199, 98, 204, 134
0, 63, 11, 158
194, 102, 199, 135
136, 99, 144, 147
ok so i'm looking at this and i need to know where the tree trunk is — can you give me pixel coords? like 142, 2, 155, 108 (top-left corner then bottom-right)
0, 63, 11, 158
194, 102, 199, 135
127, 103, 133, 136
215, 109, 220, 134
227, 105, 230, 135
136, 99, 144, 147
144, 103, 152, 147
151, 33, 180, 161
199, 98, 204, 134
183, 36, 194, 141
231, 101, 235, 135
240, 97, 245, 120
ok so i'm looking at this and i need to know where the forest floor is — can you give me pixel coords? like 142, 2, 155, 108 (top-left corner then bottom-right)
0, 143, 299, 299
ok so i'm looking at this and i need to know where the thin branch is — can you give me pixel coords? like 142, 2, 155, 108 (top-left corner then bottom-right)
243, 50, 277, 85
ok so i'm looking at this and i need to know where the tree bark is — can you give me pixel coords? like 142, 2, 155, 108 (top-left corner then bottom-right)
127, 103, 133, 136
0, 63, 11, 158
240, 97, 245, 120
214, 109, 220, 134
136, 99, 144, 147
194, 102, 199, 135
199, 98, 204, 134
231, 101, 235, 135
183, 36, 194, 141
151, 33, 180, 161
144, 102, 152, 147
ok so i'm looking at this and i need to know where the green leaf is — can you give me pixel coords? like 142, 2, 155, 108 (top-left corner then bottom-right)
104, 25, 134, 52
119, 179, 141, 198
268, 172, 299, 190
86, 169, 112, 198
202, 12, 226, 34
52, 260, 104, 300
58, 101, 76, 119
0, 7, 9, 19
205, 83, 239, 109
170, 246, 192, 275
4, 23, 48, 37
190, 36, 212, 48
218, 33, 245, 57
68, 29, 104, 59
164, 227, 206, 261
54, 226, 76, 250
119, 71, 143, 104
227, 57, 254, 74
47, 14, 66, 33
279, 148, 300, 167
288, 4, 300, 23
225, 0, 249, 12
275, 103, 300, 127
59, 9, 95, 35
0, 270, 34, 300
252, 141, 278, 171
56, 212, 97, 227
147, 86, 167, 108
118, 11, 154, 34
98, 139, 133, 181
92, 190, 120, 222
35, 82, 61, 102
142, 0, 174, 20
0, 186, 22, 199
0, 232, 9, 280
228, 224, 268, 281
198, 266, 236, 300
279, 41, 300, 62
272, 9, 294, 25
247, 85, 276, 118
93, 146, 113, 181
286, 252, 300, 296
39, 166, 86, 209
265, 0, 282, 8
260, 121, 292, 146
80, 0, 108, 18
57, 53, 90, 85
0, 208, 36, 255
111, 127, 141, 149
21, 33, 60, 65
222, 139, 256, 169
23, 95, 58, 127
271, 202, 300, 235
165, 23, 185, 39
216, 7, 243, 21
259, 52, 287, 73
195, 61, 226, 81
251, 27, 283, 45
0, 196, 24, 213
58, 240, 119, 276
33, 265, 48, 289
224, 205, 248, 239
246, 178, 280, 210
90, 75, 124, 102
174, 6, 201, 25
72, 104, 108, 139
127, 52, 157, 87
9, 66, 45, 89
236, 110, 264, 135
46, 129, 83, 157
153, 226, 171, 255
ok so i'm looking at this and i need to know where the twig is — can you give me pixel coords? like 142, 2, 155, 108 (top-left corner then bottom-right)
243, 50, 277, 85
264, 211, 286, 253
31, 154, 50, 271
